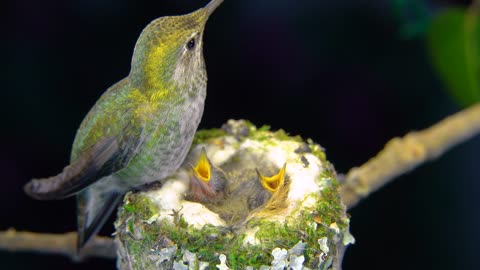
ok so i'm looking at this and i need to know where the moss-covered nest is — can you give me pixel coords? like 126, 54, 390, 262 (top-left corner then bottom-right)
115, 120, 354, 270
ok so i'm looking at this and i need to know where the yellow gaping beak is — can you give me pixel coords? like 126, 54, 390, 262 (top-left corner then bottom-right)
192, 149, 211, 183
257, 163, 287, 193
189, 148, 216, 203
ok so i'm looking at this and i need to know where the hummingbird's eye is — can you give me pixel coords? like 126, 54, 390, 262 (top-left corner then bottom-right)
186, 38, 196, 50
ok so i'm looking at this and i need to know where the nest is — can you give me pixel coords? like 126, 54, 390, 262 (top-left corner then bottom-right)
115, 120, 354, 270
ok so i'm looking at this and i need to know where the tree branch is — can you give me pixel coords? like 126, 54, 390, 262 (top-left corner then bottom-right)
341, 103, 480, 209
0, 228, 116, 260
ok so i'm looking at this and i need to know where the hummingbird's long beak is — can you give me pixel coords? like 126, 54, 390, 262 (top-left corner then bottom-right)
205, 0, 224, 17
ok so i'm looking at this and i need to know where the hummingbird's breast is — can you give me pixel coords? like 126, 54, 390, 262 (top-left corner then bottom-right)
116, 84, 207, 188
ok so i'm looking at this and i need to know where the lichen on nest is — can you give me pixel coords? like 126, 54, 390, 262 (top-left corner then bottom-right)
115, 120, 354, 270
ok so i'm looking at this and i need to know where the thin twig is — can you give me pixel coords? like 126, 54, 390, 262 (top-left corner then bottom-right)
341, 103, 480, 209
0, 228, 116, 260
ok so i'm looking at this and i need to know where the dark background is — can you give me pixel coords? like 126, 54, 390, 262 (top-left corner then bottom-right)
3, 0, 479, 269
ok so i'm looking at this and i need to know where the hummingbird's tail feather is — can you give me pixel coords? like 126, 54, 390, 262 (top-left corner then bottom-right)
77, 188, 123, 251
24, 137, 120, 200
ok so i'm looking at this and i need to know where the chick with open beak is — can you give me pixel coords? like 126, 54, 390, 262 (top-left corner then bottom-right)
248, 163, 288, 210
188, 148, 227, 204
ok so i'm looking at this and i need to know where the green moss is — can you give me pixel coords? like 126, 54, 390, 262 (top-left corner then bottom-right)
245, 199, 342, 268
192, 128, 227, 145
248, 126, 303, 143
242, 120, 258, 131
161, 215, 326, 268
192, 122, 304, 149
258, 124, 271, 131
127, 219, 135, 234
273, 129, 303, 142
242, 176, 346, 267
123, 192, 160, 219
117, 193, 167, 268
118, 195, 294, 269
124, 204, 135, 213
307, 138, 328, 164
118, 193, 347, 269
318, 174, 348, 228
227, 243, 269, 269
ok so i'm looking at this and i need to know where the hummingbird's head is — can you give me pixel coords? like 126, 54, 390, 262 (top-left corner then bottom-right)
130, 0, 223, 90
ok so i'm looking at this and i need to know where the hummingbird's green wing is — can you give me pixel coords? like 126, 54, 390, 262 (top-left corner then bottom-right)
24, 136, 126, 200
25, 79, 146, 199
24, 111, 144, 249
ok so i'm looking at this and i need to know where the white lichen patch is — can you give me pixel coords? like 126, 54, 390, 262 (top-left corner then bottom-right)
143, 213, 159, 225
182, 250, 199, 269
145, 170, 189, 221
289, 241, 307, 256
216, 254, 229, 270
178, 201, 226, 228
318, 237, 330, 254
155, 245, 177, 266
242, 226, 261, 246
271, 248, 289, 269
289, 255, 306, 270
342, 227, 356, 246
204, 136, 238, 165
287, 161, 321, 200
173, 260, 188, 270
269, 246, 311, 270
258, 140, 323, 203
297, 194, 319, 212
145, 170, 227, 228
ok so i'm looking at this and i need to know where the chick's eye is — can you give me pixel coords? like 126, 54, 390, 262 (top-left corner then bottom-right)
187, 38, 196, 50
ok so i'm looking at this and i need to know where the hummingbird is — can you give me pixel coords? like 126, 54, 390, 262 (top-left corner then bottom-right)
244, 164, 290, 222
249, 163, 287, 210
187, 148, 227, 204
24, 0, 224, 250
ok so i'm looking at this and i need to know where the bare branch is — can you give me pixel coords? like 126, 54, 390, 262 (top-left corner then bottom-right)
341, 103, 480, 209
0, 228, 116, 260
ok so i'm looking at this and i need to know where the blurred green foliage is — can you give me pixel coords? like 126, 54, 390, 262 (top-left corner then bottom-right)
428, 7, 480, 107
393, 1, 480, 107
392, 0, 431, 39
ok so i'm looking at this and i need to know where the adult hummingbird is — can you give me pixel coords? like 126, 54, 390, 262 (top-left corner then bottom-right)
24, 0, 224, 250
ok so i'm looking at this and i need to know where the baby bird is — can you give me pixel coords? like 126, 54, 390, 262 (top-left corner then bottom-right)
188, 148, 227, 204
248, 163, 287, 210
